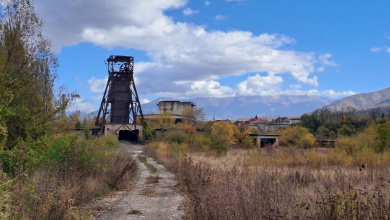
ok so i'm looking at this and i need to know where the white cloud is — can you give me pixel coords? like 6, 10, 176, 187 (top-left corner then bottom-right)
318, 53, 338, 66
317, 67, 324, 72
290, 84, 302, 89
185, 80, 235, 97
183, 7, 199, 15
88, 77, 108, 93
34, 0, 336, 97
281, 89, 356, 97
140, 99, 151, 104
205, 1, 211, 6
387, 48, 390, 53
237, 74, 283, 96
215, 15, 227, 20
68, 98, 98, 112
371, 47, 382, 52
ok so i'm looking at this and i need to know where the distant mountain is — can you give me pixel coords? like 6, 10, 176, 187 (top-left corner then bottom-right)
142, 95, 334, 120
325, 87, 390, 111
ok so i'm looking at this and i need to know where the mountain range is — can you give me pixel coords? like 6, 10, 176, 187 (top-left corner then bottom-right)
324, 87, 390, 111
141, 96, 334, 120
81, 88, 390, 120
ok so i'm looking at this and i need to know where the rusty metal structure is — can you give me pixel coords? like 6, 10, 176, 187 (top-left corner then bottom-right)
95, 55, 144, 130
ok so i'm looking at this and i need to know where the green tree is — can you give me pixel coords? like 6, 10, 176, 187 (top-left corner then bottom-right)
142, 121, 155, 141
210, 121, 235, 153
377, 122, 390, 152
338, 124, 354, 137
0, 0, 64, 148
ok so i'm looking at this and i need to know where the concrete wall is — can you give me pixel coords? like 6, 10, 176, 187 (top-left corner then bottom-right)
104, 124, 143, 140
253, 135, 279, 148
158, 101, 194, 115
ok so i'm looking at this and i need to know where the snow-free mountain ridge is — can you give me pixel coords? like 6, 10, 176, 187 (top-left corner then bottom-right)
142, 95, 334, 120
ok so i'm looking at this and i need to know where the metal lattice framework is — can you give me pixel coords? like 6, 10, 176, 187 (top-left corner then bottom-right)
95, 55, 144, 128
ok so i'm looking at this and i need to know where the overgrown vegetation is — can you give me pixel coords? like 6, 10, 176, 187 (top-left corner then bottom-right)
142, 113, 390, 219
299, 106, 388, 138
0, 1, 137, 219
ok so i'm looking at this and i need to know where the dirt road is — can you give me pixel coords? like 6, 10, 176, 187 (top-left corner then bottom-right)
92, 144, 184, 220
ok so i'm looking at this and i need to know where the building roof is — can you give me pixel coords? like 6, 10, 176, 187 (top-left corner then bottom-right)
250, 134, 280, 137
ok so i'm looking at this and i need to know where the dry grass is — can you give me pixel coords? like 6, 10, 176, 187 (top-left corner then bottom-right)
143, 144, 390, 219
4, 135, 137, 220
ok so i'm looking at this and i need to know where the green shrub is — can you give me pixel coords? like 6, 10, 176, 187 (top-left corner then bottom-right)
190, 135, 211, 152
169, 142, 188, 157
142, 121, 155, 141
148, 141, 161, 149
99, 134, 120, 148
164, 129, 189, 144
241, 136, 255, 148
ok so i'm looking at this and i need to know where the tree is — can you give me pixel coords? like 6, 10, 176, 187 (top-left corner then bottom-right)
210, 121, 235, 153
0, 0, 61, 148
182, 107, 206, 125
377, 122, 390, 152
142, 121, 155, 141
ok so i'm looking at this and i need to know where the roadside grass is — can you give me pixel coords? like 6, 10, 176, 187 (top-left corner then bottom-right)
146, 176, 161, 184
141, 187, 157, 197
137, 155, 157, 173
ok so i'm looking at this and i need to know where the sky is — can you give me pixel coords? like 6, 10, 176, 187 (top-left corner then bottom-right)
28, 0, 390, 112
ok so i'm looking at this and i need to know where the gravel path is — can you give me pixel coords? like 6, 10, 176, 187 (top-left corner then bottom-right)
92, 144, 184, 220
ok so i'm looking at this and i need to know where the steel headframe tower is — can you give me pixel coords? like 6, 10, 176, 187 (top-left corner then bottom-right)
95, 55, 144, 129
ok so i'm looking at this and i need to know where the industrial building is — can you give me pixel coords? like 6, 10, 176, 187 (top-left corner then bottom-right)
144, 101, 196, 124
95, 55, 144, 142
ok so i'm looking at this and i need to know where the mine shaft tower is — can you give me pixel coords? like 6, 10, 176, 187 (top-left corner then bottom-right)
95, 55, 144, 133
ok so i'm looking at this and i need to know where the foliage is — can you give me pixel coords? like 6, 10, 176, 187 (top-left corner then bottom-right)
164, 129, 189, 144
0, 0, 80, 149
189, 135, 211, 152
210, 121, 235, 153
0, 134, 136, 219
376, 122, 390, 152
241, 136, 255, 148
250, 127, 260, 134
146, 112, 176, 129
300, 107, 370, 138
276, 126, 315, 148
142, 121, 155, 141
181, 124, 197, 135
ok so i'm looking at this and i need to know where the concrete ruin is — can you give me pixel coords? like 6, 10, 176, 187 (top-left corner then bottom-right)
250, 134, 280, 148
144, 101, 196, 124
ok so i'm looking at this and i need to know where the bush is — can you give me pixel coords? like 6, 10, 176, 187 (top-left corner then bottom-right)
335, 137, 361, 155
276, 126, 315, 148
148, 141, 161, 150
189, 135, 211, 152
299, 134, 316, 149
241, 136, 255, 148
0, 134, 137, 219
164, 129, 189, 144
98, 134, 120, 148
182, 124, 197, 135
169, 142, 189, 157
210, 121, 235, 154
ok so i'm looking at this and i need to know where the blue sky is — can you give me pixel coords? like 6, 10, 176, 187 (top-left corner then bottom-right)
31, 0, 390, 112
